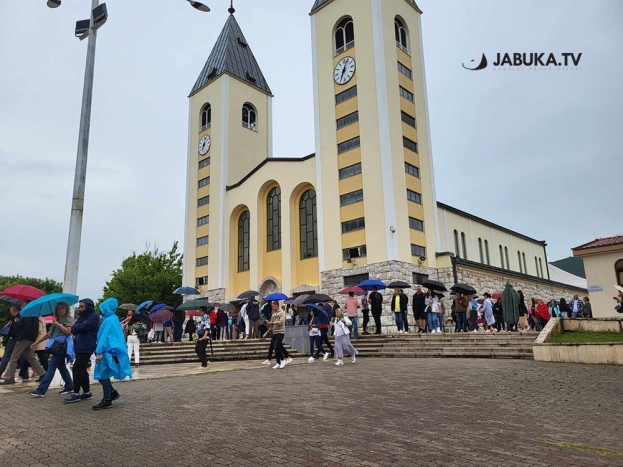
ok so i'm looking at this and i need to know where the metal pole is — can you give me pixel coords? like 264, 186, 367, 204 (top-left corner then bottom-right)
62, 0, 100, 295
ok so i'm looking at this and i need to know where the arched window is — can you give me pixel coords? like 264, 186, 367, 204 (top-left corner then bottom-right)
238, 210, 250, 272
478, 238, 484, 263
535, 257, 540, 277
484, 240, 490, 265
522, 252, 527, 274
539, 258, 544, 279
518, 251, 523, 273
266, 187, 281, 252
334, 17, 354, 55
615, 259, 623, 286
461, 232, 468, 260
394, 17, 408, 52
299, 190, 318, 259
453, 230, 460, 258
200, 104, 211, 131
242, 103, 257, 131
504, 247, 510, 271
499, 245, 505, 269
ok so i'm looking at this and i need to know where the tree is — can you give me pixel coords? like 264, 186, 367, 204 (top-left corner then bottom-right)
99, 241, 183, 317
0, 275, 63, 324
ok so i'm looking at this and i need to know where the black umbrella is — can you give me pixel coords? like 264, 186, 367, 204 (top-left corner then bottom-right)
387, 281, 411, 289
451, 284, 477, 295
173, 286, 200, 295
218, 303, 235, 312
0, 295, 22, 307
237, 290, 259, 300
303, 294, 333, 304
435, 293, 445, 299
419, 279, 447, 292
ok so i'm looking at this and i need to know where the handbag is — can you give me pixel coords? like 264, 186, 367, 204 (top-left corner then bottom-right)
311, 327, 319, 334
46, 336, 69, 356
0, 323, 10, 337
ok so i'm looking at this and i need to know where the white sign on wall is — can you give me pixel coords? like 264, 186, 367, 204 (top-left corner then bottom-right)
588, 285, 603, 293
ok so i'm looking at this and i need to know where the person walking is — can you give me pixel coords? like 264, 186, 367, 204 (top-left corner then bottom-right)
0, 305, 22, 378
239, 301, 250, 338
266, 301, 288, 369
412, 286, 427, 333
63, 298, 100, 403
501, 282, 520, 332
92, 298, 132, 410
195, 323, 211, 367
185, 316, 197, 341
368, 286, 384, 334
424, 289, 435, 333
558, 298, 571, 319
569, 294, 584, 318
360, 293, 370, 335
333, 308, 358, 365
28, 302, 75, 397
18, 317, 49, 381
318, 302, 334, 361
390, 289, 408, 334
517, 291, 530, 332
454, 293, 469, 332
126, 311, 144, 367
307, 309, 324, 362
344, 291, 360, 339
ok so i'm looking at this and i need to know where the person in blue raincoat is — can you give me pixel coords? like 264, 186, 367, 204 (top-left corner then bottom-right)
92, 298, 132, 410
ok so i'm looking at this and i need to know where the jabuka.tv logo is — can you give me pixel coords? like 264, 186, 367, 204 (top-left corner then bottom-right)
462, 52, 583, 71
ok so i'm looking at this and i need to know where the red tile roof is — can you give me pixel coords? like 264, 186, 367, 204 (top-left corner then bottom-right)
573, 235, 623, 250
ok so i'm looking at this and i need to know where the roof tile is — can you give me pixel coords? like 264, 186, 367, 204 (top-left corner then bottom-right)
573, 235, 623, 250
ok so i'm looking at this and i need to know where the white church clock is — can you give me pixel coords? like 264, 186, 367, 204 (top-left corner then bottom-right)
334, 56, 356, 85
198, 135, 211, 156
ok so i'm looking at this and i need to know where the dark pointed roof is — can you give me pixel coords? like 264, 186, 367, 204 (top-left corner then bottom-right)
190, 15, 272, 97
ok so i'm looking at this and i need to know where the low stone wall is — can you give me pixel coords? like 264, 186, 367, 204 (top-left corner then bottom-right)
533, 318, 623, 365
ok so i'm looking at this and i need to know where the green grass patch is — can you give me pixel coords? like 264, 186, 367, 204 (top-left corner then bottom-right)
551, 332, 623, 343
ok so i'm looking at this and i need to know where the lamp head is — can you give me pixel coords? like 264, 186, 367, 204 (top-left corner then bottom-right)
187, 0, 210, 12
47, 0, 61, 8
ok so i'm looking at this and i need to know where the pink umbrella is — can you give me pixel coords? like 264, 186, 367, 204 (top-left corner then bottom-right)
339, 286, 366, 295
149, 309, 173, 323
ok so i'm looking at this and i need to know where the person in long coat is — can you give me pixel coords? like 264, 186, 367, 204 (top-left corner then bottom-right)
501, 282, 519, 332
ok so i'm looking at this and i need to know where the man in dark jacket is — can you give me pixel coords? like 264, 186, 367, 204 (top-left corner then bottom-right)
63, 298, 100, 403
368, 286, 384, 334
0, 305, 22, 377
245, 298, 260, 339
0, 306, 47, 385
412, 286, 427, 333
172, 308, 185, 342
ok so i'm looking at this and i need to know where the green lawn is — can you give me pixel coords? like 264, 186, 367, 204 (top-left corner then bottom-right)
552, 332, 623, 343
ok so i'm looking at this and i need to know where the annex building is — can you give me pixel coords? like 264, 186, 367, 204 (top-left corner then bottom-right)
183, 0, 586, 305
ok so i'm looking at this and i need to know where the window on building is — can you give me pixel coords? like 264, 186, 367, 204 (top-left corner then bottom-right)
341, 217, 365, 233
522, 252, 528, 275
340, 189, 363, 206
404, 162, 420, 178
344, 273, 369, 287
412, 272, 429, 285
196, 256, 208, 267
401, 111, 416, 128
518, 251, 523, 273
535, 257, 540, 277
200, 103, 211, 131
504, 247, 510, 271
197, 235, 209, 246
198, 177, 210, 188
500, 245, 505, 269
539, 258, 544, 279
338, 136, 360, 154
299, 190, 318, 259
409, 217, 424, 231
395, 17, 409, 52
334, 17, 355, 55
342, 245, 367, 260
461, 232, 468, 260
238, 210, 250, 272
195, 276, 208, 287
615, 259, 623, 286
199, 158, 210, 169
198, 196, 209, 207
484, 240, 490, 265
335, 85, 357, 105
397, 61, 412, 79
454, 230, 460, 258
399, 86, 415, 103
407, 189, 422, 204
403, 136, 418, 153
339, 162, 362, 180
266, 187, 281, 252
336, 111, 359, 130
242, 103, 257, 131
197, 215, 209, 226
411, 244, 426, 258
478, 238, 484, 263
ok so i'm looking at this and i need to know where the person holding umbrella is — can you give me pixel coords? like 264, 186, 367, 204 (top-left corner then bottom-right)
368, 286, 384, 334
333, 307, 358, 365
454, 293, 469, 332
265, 301, 288, 369
412, 285, 427, 333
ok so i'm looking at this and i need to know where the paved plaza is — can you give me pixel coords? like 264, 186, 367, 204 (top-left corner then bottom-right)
0, 358, 621, 467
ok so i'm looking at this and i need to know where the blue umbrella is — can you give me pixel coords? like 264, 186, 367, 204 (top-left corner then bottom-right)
307, 304, 329, 323
149, 303, 166, 313
173, 286, 200, 295
19, 293, 79, 318
136, 300, 154, 313
264, 293, 288, 301
358, 279, 387, 291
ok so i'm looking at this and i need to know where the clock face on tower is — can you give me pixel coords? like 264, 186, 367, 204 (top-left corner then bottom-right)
198, 135, 211, 156
334, 56, 356, 85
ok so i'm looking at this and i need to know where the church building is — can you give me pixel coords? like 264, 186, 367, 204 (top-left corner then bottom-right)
183, 0, 584, 305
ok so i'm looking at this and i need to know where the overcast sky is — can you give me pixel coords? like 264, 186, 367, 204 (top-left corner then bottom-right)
1, 0, 621, 300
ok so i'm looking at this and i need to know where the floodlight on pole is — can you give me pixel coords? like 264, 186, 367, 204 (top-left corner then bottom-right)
187, 1, 210, 12
47, 0, 61, 8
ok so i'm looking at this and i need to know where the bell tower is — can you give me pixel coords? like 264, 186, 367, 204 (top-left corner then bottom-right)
310, 0, 440, 276
184, 13, 273, 294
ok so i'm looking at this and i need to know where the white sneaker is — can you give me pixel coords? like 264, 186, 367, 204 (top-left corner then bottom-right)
272, 364, 281, 369
323, 353, 329, 361
436, 327, 441, 333
430, 329, 436, 333
307, 357, 315, 363
351, 355, 356, 364
335, 360, 344, 366
285, 357, 293, 365
279, 361, 286, 369
262, 360, 270, 365
404, 330, 408, 334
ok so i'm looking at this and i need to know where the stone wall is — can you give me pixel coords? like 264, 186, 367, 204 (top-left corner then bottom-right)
202, 287, 226, 304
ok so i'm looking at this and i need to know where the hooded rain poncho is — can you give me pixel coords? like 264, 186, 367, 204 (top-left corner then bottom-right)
501, 282, 520, 325
94, 298, 133, 382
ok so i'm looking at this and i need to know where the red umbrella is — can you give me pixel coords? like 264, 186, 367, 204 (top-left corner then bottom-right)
492, 292, 503, 300
150, 309, 173, 323
185, 310, 202, 317
339, 286, 366, 295
0, 284, 46, 302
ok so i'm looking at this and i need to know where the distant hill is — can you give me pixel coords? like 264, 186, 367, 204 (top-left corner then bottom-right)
550, 257, 586, 279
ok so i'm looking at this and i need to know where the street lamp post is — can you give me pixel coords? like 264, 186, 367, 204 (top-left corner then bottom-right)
48, 0, 211, 296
